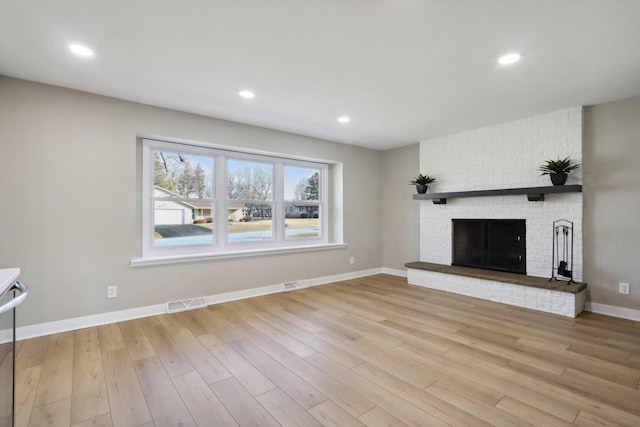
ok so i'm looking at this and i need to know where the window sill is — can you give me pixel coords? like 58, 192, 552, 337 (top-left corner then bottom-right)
131, 243, 347, 267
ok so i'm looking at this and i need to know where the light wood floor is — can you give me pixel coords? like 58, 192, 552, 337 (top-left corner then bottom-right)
15, 274, 640, 427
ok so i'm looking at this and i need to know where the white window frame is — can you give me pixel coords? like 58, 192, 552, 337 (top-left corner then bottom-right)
135, 137, 339, 266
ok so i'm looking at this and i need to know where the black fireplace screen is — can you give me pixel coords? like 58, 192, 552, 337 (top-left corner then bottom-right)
452, 219, 526, 274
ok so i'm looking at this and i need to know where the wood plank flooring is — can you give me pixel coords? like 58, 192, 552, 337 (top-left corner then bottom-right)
15, 274, 640, 426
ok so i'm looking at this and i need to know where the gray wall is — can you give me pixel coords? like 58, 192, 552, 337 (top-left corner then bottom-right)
0, 76, 382, 327
381, 144, 420, 271
584, 96, 640, 310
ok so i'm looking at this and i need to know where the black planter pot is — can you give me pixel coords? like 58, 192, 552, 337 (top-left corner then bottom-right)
416, 184, 429, 194
550, 173, 568, 186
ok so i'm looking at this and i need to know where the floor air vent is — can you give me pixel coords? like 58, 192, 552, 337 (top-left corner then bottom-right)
283, 280, 309, 292
166, 297, 207, 314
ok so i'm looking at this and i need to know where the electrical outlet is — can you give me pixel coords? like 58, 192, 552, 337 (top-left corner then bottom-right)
350, 256, 355, 265
107, 285, 118, 299
619, 282, 630, 295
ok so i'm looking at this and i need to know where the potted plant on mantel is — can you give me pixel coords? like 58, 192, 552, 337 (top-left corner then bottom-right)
410, 173, 436, 194
538, 157, 580, 186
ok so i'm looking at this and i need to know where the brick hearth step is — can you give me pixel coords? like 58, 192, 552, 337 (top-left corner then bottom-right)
405, 261, 586, 318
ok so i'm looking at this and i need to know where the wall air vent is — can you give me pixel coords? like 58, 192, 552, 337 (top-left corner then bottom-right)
166, 297, 207, 314
283, 280, 309, 292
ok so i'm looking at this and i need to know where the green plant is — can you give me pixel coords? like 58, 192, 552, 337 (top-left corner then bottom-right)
538, 157, 580, 175
409, 173, 436, 185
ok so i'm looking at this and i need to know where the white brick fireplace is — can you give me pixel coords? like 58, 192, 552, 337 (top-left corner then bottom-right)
409, 107, 585, 317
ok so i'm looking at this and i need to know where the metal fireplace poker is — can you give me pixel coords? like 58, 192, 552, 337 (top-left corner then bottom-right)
549, 219, 575, 284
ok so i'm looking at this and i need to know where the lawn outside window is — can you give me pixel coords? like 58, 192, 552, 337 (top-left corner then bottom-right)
136, 137, 339, 265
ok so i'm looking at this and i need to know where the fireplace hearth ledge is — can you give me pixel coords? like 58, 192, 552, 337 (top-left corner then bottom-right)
405, 261, 586, 318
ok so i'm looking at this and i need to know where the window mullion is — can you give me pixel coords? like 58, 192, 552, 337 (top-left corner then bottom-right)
274, 162, 284, 244
216, 155, 227, 248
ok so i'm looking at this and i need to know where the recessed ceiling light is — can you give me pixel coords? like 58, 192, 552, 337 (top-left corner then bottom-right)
337, 116, 351, 124
498, 53, 521, 65
239, 90, 255, 99
68, 44, 94, 57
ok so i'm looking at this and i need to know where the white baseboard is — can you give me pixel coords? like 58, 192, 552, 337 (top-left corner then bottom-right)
15, 267, 385, 341
584, 302, 640, 322
381, 267, 407, 278
13, 271, 640, 341
308, 268, 383, 287
205, 284, 283, 306
16, 303, 166, 341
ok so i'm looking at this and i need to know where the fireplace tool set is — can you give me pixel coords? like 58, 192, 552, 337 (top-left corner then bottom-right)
549, 219, 575, 284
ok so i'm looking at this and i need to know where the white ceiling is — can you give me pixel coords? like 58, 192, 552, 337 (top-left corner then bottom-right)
1, 1, 640, 150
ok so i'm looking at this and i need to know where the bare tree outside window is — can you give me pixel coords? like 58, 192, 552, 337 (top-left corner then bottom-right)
152, 150, 214, 248
154, 151, 212, 198
227, 159, 274, 241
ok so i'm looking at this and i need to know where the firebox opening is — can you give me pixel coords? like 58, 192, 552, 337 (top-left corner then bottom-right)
452, 219, 526, 274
